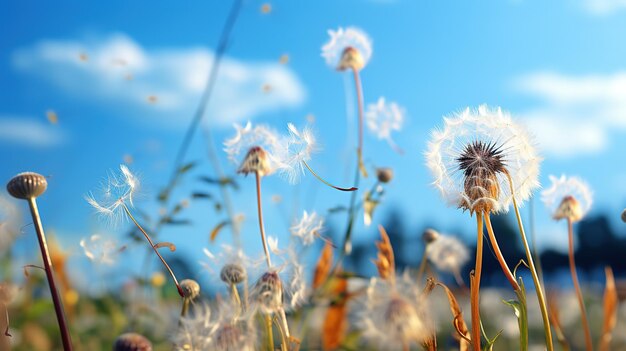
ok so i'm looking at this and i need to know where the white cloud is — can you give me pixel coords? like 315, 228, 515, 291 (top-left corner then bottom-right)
582, 0, 626, 15
12, 33, 306, 128
0, 116, 67, 147
513, 71, 626, 158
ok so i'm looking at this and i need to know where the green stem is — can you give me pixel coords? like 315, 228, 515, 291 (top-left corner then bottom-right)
255, 172, 272, 268
505, 172, 554, 351
265, 314, 274, 351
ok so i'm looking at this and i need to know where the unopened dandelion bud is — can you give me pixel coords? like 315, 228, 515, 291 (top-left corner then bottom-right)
113, 332, 153, 351
621, 209, 626, 223
376, 167, 394, 183
253, 271, 283, 314
554, 195, 583, 222
422, 228, 439, 244
180, 279, 200, 300
238, 146, 273, 177
220, 263, 247, 285
7, 172, 47, 200
337, 46, 365, 71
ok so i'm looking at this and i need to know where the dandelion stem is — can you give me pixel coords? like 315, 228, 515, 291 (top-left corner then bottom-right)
352, 67, 367, 178
470, 211, 484, 351
505, 171, 554, 351
265, 314, 275, 351
416, 244, 429, 283
122, 204, 184, 297
230, 283, 242, 312
484, 214, 520, 291
567, 217, 593, 351
180, 298, 190, 318
255, 172, 272, 268
302, 160, 357, 192
27, 198, 73, 351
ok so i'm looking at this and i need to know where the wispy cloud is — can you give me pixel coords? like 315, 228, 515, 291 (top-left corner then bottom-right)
513, 71, 626, 158
581, 0, 626, 15
0, 116, 67, 147
12, 33, 306, 128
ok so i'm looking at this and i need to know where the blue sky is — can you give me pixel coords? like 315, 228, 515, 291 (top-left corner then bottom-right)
3, 0, 626, 288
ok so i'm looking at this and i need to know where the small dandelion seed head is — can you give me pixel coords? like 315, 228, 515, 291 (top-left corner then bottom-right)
376, 167, 394, 183
220, 263, 247, 285
180, 279, 200, 300
425, 105, 540, 214
422, 228, 440, 244
7, 172, 47, 200
541, 175, 592, 222
321, 27, 372, 71
113, 333, 153, 351
276, 123, 319, 184
251, 271, 283, 314
224, 122, 282, 177
366, 97, 405, 147
290, 211, 325, 246
426, 234, 470, 274
85, 165, 140, 226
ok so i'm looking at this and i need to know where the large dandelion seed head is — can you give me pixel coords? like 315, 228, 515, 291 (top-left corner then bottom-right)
290, 210, 325, 246
365, 97, 405, 144
321, 27, 372, 71
425, 105, 540, 214
541, 174, 592, 222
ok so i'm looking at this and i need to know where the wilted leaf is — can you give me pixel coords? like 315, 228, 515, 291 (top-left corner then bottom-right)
154, 242, 176, 252
503, 279, 528, 351
373, 225, 395, 282
322, 277, 348, 351
600, 266, 618, 351
313, 242, 333, 290
192, 192, 213, 199
210, 220, 231, 242
178, 161, 197, 175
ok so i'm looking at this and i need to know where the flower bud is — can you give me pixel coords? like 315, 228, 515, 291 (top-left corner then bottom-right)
113, 333, 152, 351
238, 146, 273, 177
220, 263, 247, 285
7, 172, 47, 199
180, 279, 200, 300
422, 228, 439, 244
376, 168, 394, 183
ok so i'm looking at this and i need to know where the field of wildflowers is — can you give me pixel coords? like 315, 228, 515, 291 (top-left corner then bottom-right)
3, 1, 626, 351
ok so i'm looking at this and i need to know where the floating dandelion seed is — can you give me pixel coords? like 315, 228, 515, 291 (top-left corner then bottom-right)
78, 53, 89, 61
278, 123, 318, 184
147, 95, 158, 104
203, 245, 250, 287
425, 105, 540, 214
260, 3, 272, 14
365, 97, 405, 153
541, 175, 592, 222
261, 84, 272, 93
322, 27, 372, 71
426, 233, 469, 285
279, 54, 289, 64
85, 164, 139, 225
79, 234, 120, 265
46, 110, 58, 124
290, 211, 325, 246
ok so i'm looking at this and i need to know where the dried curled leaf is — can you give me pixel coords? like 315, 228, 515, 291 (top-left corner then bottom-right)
154, 242, 176, 252
322, 277, 348, 351
313, 242, 333, 290
373, 225, 395, 282
209, 220, 230, 242
600, 266, 618, 351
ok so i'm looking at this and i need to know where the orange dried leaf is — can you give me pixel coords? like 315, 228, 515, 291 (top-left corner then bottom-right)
599, 266, 618, 351
322, 278, 348, 351
436, 281, 470, 348
210, 220, 230, 242
374, 225, 395, 281
313, 241, 333, 290
154, 242, 176, 252
46, 110, 58, 124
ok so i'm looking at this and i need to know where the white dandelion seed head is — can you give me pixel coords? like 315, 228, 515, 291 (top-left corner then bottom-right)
85, 164, 140, 225
366, 97, 405, 143
276, 123, 319, 184
541, 174, 593, 221
359, 275, 431, 349
223, 122, 283, 176
426, 234, 469, 274
250, 242, 307, 314
321, 26, 372, 70
174, 302, 256, 351
79, 234, 120, 266
425, 105, 540, 214
290, 211, 325, 246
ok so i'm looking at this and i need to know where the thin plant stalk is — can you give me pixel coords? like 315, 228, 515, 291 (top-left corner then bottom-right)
484, 214, 520, 291
567, 218, 593, 351
302, 160, 357, 192
180, 297, 191, 318
122, 204, 184, 297
505, 172, 554, 351
230, 283, 242, 311
352, 67, 367, 178
254, 172, 272, 268
265, 314, 275, 351
416, 246, 429, 283
470, 211, 485, 351
27, 198, 73, 351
